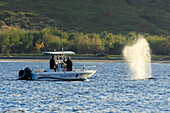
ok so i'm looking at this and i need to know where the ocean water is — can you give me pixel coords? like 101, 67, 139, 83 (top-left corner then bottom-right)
0, 61, 169, 113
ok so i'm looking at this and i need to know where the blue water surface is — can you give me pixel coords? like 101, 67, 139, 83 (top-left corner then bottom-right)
0, 61, 169, 112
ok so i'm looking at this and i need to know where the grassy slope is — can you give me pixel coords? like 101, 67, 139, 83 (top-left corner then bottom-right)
0, 0, 169, 35
126, 0, 170, 35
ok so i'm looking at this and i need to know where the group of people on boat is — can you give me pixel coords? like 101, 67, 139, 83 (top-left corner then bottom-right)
18, 55, 73, 80
50, 55, 72, 71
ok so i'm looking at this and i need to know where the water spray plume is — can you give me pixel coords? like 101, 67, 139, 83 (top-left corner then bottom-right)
123, 35, 152, 79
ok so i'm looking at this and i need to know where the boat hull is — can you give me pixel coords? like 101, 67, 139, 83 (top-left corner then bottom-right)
32, 70, 95, 81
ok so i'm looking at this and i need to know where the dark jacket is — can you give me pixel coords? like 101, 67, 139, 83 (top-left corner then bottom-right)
64, 59, 72, 70
50, 58, 56, 69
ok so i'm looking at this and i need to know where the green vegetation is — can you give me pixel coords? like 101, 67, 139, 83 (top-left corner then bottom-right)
0, 27, 169, 56
0, 0, 169, 56
0, 0, 169, 35
126, 0, 170, 34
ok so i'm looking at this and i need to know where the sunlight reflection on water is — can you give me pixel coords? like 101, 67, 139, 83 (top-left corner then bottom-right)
0, 62, 169, 112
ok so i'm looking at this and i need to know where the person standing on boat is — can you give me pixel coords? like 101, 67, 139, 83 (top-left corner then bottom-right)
50, 55, 57, 71
63, 56, 72, 71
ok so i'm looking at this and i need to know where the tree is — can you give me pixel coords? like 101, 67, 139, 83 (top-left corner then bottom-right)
0, 29, 10, 54
89, 34, 104, 54
0, 21, 6, 28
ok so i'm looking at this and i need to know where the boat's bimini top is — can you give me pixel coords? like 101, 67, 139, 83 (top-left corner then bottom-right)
42, 51, 75, 55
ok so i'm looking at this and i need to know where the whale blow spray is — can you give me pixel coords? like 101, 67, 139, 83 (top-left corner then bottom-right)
123, 36, 151, 79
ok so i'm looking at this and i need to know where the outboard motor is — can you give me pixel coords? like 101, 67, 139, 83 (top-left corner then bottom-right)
18, 67, 33, 80
19, 70, 24, 77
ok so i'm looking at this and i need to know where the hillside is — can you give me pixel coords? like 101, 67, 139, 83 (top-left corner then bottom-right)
0, 0, 169, 35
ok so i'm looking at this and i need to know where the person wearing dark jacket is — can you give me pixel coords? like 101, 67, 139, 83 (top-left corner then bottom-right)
63, 56, 72, 71
50, 56, 57, 71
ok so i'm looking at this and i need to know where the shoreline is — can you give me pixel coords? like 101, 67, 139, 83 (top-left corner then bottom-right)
0, 56, 169, 63
0, 58, 169, 63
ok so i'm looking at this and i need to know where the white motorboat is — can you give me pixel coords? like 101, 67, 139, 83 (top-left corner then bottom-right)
18, 51, 96, 81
